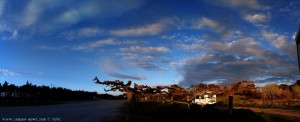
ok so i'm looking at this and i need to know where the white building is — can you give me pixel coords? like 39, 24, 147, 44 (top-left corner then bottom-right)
193, 92, 217, 105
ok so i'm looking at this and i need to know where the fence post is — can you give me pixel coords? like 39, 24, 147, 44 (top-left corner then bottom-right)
187, 95, 190, 109
228, 96, 233, 115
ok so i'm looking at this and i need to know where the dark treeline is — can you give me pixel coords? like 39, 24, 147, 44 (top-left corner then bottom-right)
0, 81, 124, 106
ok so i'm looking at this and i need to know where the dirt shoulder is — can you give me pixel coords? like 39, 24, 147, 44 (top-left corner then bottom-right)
235, 107, 300, 121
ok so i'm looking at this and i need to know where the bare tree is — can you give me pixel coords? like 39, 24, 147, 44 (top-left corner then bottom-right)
93, 76, 136, 109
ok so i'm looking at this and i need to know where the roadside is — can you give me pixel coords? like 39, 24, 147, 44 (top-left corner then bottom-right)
235, 107, 300, 122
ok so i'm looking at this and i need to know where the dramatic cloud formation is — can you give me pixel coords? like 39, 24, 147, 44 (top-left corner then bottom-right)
1, 0, 299, 93
177, 34, 299, 87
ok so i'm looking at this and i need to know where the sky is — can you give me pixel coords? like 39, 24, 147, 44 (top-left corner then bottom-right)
1, 0, 300, 94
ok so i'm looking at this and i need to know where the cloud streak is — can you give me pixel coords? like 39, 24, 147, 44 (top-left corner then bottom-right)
208, 0, 269, 10
177, 35, 298, 87
38, 45, 69, 51
0, 69, 23, 76
73, 38, 117, 51
110, 20, 167, 36
104, 71, 146, 80
0, 0, 5, 17
120, 46, 169, 53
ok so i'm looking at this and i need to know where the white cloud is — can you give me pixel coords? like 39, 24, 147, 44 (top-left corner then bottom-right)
23, 1, 44, 27
194, 17, 232, 38
38, 45, 69, 51
11, 30, 18, 39
57, 0, 143, 25
22, 0, 60, 27
178, 43, 205, 51
0, 24, 18, 40
58, 9, 81, 24
211, 0, 269, 10
262, 31, 293, 52
101, 59, 125, 69
244, 13, 269, 23
73, 38, 117, 51
195, 17, 225, 33
0, 69, 22, 76
110, 20, 168, 36
79, 27, 102, 36
262, 31, 279, 40
179, 37, 264, 57
292, 32, 297, 40
0, 0, 5, 17
144, 55, 164, 59
60, 27, 102, 40
272, 36, 287, 48
120, 46, 169, 53
115, 52, 139, 60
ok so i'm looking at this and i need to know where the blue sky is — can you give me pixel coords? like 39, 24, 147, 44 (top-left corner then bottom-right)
1, 0, 300, 93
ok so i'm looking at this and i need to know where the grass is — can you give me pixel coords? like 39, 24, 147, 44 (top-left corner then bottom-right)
126, 101, 267, 122
217, 95, 300, 110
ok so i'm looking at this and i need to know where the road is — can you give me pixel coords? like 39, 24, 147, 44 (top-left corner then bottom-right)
0, 100, 126, 122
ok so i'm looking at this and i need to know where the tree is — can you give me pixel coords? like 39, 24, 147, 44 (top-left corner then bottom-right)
229, 80, 258, 98
2, 81, 9, 97
93, 76, 136, 109
207, 84, 221, 94
292, 85, 300, 99
0, 83, 2, 97
262, 84, 282, 100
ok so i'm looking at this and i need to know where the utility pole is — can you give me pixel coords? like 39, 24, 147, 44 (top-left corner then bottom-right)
50, 84, 52, 103
296, 23, 300, 72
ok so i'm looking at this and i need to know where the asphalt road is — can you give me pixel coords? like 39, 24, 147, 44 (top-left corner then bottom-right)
0, 100, 126, 122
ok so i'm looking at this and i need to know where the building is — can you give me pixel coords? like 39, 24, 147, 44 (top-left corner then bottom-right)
192, 91, 217, 105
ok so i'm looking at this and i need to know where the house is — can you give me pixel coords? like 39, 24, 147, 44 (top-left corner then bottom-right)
192, 92, 217, 105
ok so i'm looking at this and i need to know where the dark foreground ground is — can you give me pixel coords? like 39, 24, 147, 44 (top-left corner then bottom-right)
0, 100, 297, 122
128, 102, 296, 122
0, 100, 126, 122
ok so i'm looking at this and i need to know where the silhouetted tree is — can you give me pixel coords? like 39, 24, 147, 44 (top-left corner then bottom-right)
0, 81, 102, 105
0, 83, 2, 97
2, 81, 9, 97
